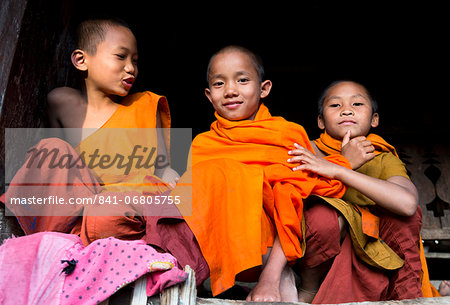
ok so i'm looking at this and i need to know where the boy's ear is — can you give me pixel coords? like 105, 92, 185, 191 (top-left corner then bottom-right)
317, 115, 326, 130
371, 112, 379, 128
260, 80, 272, 98
204, 87, 213, 104
71, 49, 88, 71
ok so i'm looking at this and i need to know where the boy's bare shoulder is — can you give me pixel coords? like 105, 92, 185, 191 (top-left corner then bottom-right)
47, 87, 85, 127
47, 87, 83, 107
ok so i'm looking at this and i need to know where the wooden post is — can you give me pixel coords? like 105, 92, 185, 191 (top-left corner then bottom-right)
131, 276, 148, 305
161, 265, 196, 305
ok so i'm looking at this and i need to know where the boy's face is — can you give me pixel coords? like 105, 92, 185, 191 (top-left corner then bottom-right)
318, 81, 379, 139
83, 25, 138, 97
205, 50, 271, 121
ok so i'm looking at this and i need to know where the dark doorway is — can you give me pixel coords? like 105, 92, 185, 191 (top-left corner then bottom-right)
2, 1, 447, 141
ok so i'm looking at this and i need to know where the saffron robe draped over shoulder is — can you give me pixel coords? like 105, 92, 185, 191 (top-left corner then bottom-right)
183, 104, 351, 296
312, 131, 440, 300
5, 91, 171, 231
76, 91, 171, 193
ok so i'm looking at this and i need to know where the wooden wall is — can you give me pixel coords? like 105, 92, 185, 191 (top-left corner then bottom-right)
0, 0, 75, 239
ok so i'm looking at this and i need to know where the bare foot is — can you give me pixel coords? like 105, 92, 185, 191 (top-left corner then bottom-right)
246, 277, 280, 302
440, 280, 450, 296
279, 265, 298, 302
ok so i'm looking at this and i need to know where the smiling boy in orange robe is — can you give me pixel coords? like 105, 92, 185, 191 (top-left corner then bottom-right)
182, 46, 352, 301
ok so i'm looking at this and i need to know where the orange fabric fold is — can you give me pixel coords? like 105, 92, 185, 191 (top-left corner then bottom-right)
314, 131, 398, 157
313, 131, 398, 239
4, 91, 171, 239
420, 238, 441, 297
185, 104, 351, 295
77, 91, 171, 194
354, 205, 380, 239
314, 131, 439, 298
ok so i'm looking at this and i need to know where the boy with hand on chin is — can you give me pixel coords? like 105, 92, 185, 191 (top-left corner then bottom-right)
183, 46, 352, 302
288, 80, 439, 302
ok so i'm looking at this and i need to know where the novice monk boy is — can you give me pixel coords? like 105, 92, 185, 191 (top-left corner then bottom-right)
6, 17, 175, 239
180, 46, 353, 302
287, 80, 439, 302
3, 19, 210, 283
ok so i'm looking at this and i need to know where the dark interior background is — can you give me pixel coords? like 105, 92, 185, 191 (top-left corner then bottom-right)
0, 1, 448, 177
63, 2, 447, 142
1, 0, 449, 273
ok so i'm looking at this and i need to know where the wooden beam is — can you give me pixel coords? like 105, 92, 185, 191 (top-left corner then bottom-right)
131, 276, 148, 305
161, 265, 196, 305
421, 228, 450, 240
196, 297, 450, 305
0, 0, 28, 111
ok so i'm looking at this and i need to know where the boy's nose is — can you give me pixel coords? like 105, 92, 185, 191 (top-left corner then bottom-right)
125, 61, 137, 76
224, 84, 238, 97
340, 109, 354, 116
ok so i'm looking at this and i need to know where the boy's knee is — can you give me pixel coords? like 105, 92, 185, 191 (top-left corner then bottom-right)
380, 206, 422, 237
25, 138, 75, 167
303, 202, 341, 267
305, 202, 340, 238
34, 137, 72, 151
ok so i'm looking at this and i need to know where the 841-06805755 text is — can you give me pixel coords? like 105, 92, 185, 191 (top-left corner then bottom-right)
9, 194, 181, 205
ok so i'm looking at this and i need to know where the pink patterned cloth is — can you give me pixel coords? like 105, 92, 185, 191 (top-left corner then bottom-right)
0, 232, 187, 305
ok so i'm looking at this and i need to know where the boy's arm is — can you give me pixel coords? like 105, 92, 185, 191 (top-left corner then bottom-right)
288, 144, 419, 217
154, 107, 180, 188
47, 88, 65, 127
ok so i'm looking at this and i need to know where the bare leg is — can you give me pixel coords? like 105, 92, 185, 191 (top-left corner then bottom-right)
279, 264, 298, 302
338, 214, 347, 242
297, 259, 331, 303
246, 235, 298, 302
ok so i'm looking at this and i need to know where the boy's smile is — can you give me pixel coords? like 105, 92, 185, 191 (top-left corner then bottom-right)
223, 100, 244, 109
318, 81, 379, 139
205, 50, 271, 121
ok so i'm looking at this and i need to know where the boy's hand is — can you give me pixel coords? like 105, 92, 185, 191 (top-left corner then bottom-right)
288, 143, 342, 178
160, 167, 180, 188
341, 130, 375, 169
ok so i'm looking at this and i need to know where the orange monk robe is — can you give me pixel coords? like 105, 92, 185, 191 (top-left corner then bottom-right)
4, 90, 211, 283
73, 91, 174, 242
76, 91, 210, 283
315, 131, 399, 240
7, 91, 171, 238
76, 91, 171, 195
183, 104, 351, 295
313, 131, 440, 298
314, 131, 399, 158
